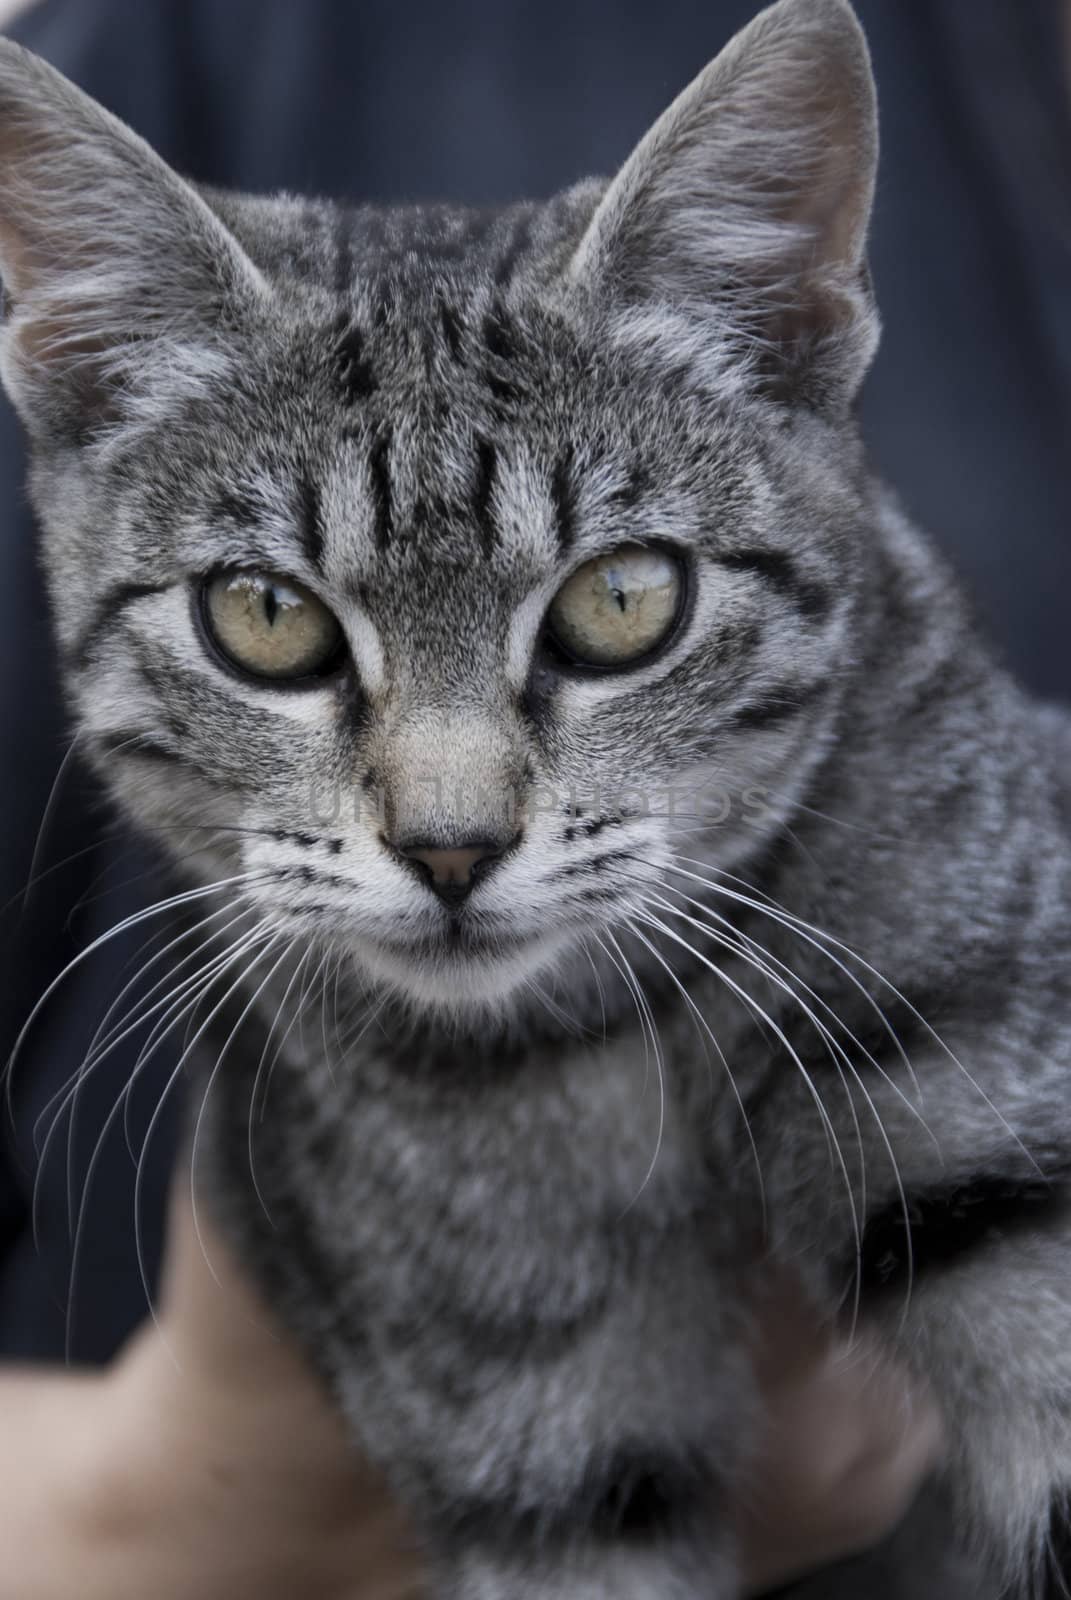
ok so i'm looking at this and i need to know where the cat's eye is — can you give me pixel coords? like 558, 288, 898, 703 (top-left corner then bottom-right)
546, 544, 684, 669
200, 570, 344, 682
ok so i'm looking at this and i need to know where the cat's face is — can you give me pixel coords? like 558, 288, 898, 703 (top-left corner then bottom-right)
0, 0, 879, 1016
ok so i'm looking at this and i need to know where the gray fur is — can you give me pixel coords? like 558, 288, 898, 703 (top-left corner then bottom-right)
2, 1, 1070, 1594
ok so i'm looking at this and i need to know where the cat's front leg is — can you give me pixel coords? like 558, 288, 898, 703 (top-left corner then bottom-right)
874, 1220, 1071, 1593
434, 1534, 739, 1600
328, 1230, 755, 1600
376, 1339, 751, 1600
418, 1426, 744, 1599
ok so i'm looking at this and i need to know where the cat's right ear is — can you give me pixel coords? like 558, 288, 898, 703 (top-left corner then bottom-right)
0, 39, 268, 441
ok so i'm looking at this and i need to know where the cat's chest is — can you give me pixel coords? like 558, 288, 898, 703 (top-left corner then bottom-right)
241, 1020, 737, 1322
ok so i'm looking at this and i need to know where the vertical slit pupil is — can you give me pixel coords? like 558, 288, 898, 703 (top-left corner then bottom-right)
264, 586, 278, 627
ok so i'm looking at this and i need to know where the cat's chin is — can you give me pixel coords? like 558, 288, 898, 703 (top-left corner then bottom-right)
350, 925, 575, 1017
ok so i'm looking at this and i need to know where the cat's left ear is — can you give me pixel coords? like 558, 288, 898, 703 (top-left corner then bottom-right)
569, 0, 879, 411
0, 39, 268, 440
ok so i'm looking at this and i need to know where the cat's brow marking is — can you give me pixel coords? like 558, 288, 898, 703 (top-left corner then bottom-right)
483, 300, 520, 404
368, 427, 394, 549
212, 487, 263, 528
334, 319, 378, 403
472, 439, 498, 557
438, 298, 466, 363
608, 458, 651, 511
551, 445, 577, 553
297, 473, 326, 573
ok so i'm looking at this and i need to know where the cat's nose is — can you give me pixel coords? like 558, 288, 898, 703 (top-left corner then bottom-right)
392, 836, 517, 906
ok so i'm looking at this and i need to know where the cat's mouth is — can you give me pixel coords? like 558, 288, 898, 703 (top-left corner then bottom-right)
351, 916, 575, 1010
371, 921, 536, 961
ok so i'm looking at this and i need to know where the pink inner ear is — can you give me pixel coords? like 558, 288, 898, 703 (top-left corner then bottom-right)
570, 0, 876, 299
13, 299, 114, 379
0, 136, 49, 302
0, 41, 268, 420
778, 68, 876, 273
566, 0, 878, 410
0, 113, 109, 380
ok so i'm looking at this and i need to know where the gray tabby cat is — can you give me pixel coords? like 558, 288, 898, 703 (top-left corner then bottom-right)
2, 0, 1070, 1594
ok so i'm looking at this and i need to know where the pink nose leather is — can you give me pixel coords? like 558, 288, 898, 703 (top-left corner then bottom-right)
403, 844, 496, 887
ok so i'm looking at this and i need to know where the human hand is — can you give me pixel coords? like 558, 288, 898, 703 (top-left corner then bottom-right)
0, 1190, 942, 1599
0, 1176, 422, 1600
737, 1273, 945, 1593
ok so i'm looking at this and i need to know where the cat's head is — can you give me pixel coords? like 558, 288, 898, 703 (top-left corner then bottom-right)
0, 0, 879, 1017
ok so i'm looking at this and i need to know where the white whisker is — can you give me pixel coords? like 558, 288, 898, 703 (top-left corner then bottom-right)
63, 918, 275, 1362
248, 941, 314, 1225
188, 933, 293, 1290
671, 854, 1039, 1174
596, 927, 666, 1212
6, 871, 268, 1134
624, 915, 767, 1233
630, 904, 863, 1282
666, 856, 923, 1099
33, 908, 263, 1258
129, 924, 281, 1353
641, 891, 920, 1330
651, 874, 941, 1161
